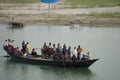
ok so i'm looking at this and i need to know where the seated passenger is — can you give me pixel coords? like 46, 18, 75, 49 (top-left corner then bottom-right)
7, 45, 13, 53
16, 47, 22, 56
41, 43, 48, 58
86, 52, 91, 60
31, 48, 37, 57
13, 48, 18, 56
81, 54, 87, 61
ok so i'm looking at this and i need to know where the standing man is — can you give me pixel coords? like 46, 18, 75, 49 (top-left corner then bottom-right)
26, 42, 30, 55
77, 45, 83, 60
72, 47, 77, 62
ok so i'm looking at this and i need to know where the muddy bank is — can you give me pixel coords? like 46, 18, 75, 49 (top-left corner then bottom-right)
0, 3, 120, 25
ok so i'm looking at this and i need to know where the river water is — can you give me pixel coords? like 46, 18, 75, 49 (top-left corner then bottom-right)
0, 23, 120, 80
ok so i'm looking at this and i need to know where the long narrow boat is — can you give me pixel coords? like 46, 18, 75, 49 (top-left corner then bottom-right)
3, 46, 99, 68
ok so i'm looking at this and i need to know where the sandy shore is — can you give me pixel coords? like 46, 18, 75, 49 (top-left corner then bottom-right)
0, 3, 120, 25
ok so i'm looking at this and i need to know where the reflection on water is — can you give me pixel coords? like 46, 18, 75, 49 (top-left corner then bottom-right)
39, 66, 94, 80
69, 24, 120, 31
8, 26, 24, 29
7, 25, 24, 33
69, 24, 83, 31
2, 58, 30, 80
3, 59, 94, 80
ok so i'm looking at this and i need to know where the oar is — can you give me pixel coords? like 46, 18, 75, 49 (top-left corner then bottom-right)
10, 40, 15, 42
3, 55, 10, 58
34, 48, 40, 49
8, 39, 15, 43
62, 55, 66, 67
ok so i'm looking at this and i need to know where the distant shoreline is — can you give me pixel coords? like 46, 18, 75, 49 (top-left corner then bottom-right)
0, 3, 120, 25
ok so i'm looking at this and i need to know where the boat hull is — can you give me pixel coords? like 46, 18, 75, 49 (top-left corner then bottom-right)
4, 47, 99, 67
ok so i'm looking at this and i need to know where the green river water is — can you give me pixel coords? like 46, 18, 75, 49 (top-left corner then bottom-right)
0, 23, 120, 80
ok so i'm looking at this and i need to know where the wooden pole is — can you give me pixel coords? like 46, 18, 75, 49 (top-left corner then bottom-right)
48, 3, 50, 13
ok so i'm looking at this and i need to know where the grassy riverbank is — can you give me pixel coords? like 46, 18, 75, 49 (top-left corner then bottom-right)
0, 12, 120, 25
0, 0, 120, 7
0, 0, 120, 25
67, 0, 120, 8
0, 0, 38, 3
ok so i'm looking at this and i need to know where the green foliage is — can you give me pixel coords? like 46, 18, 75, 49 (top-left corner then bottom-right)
88, 13, 120, 18
0, 0, 38, 3
0, 0, 120, 7
67, 0, 120, 7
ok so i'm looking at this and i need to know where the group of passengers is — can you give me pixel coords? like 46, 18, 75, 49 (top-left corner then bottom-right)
41, 42, 91, 61
3, 39, 22, 56
3, 39, 37, 57
3, 39, 13, 52
3, 39, 91, 61
21, 41, 38, 57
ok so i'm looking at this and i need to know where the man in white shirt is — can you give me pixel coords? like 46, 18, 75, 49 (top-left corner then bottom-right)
3, 40, 8, 47
72, 47, 77, 58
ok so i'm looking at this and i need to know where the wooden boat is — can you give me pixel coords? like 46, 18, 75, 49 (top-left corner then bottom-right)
3, 46, 99, 68
9, 21, 24, 27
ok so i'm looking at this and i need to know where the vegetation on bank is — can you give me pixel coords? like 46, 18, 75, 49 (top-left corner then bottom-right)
67, 0, 120, 8
0, 0, 38, 3
0, 0, 120, 7
85, 13, 120, 18
0, 0, 120, 25
0, 13, 120, 25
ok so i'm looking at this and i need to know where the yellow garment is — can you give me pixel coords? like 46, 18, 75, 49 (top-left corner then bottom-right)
77, 48, 83, 53
26, 44, 30, 53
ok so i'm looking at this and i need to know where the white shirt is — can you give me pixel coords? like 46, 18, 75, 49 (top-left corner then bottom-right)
3, 40, 9, 47
72, 49, 77, 58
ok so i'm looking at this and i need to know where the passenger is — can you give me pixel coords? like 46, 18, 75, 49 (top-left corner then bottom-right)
22, 41, 26, 54
16, 47, 22, 56
22, 41, 25, 50
31, 48, 37, 57
48, 42, 53, 58
41, 43, 47, 51
67, 46, 71, 58
81, 54, 87, 61
13, 48, 18, 56
53, 44, 56, 53
26, 42, 30, 55
7, 45, 13, 53
43, 43, 47, 48
72, 47, 77, 62
7, 39, 11, 45
56, 43, 62, 60
56, 43, 62, 54
48, 42, 52, 48
7, 39, 14, 46
62, 44, 67, 59
3, 40, 8, 47
41, 43, 48, 58
86, 52, 91, 60
53, 44, 57, 60
77, 45, 83, 60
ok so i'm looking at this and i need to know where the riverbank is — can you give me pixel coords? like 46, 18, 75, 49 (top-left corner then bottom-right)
0, 12, 120, 25
0, 3, 120, 25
